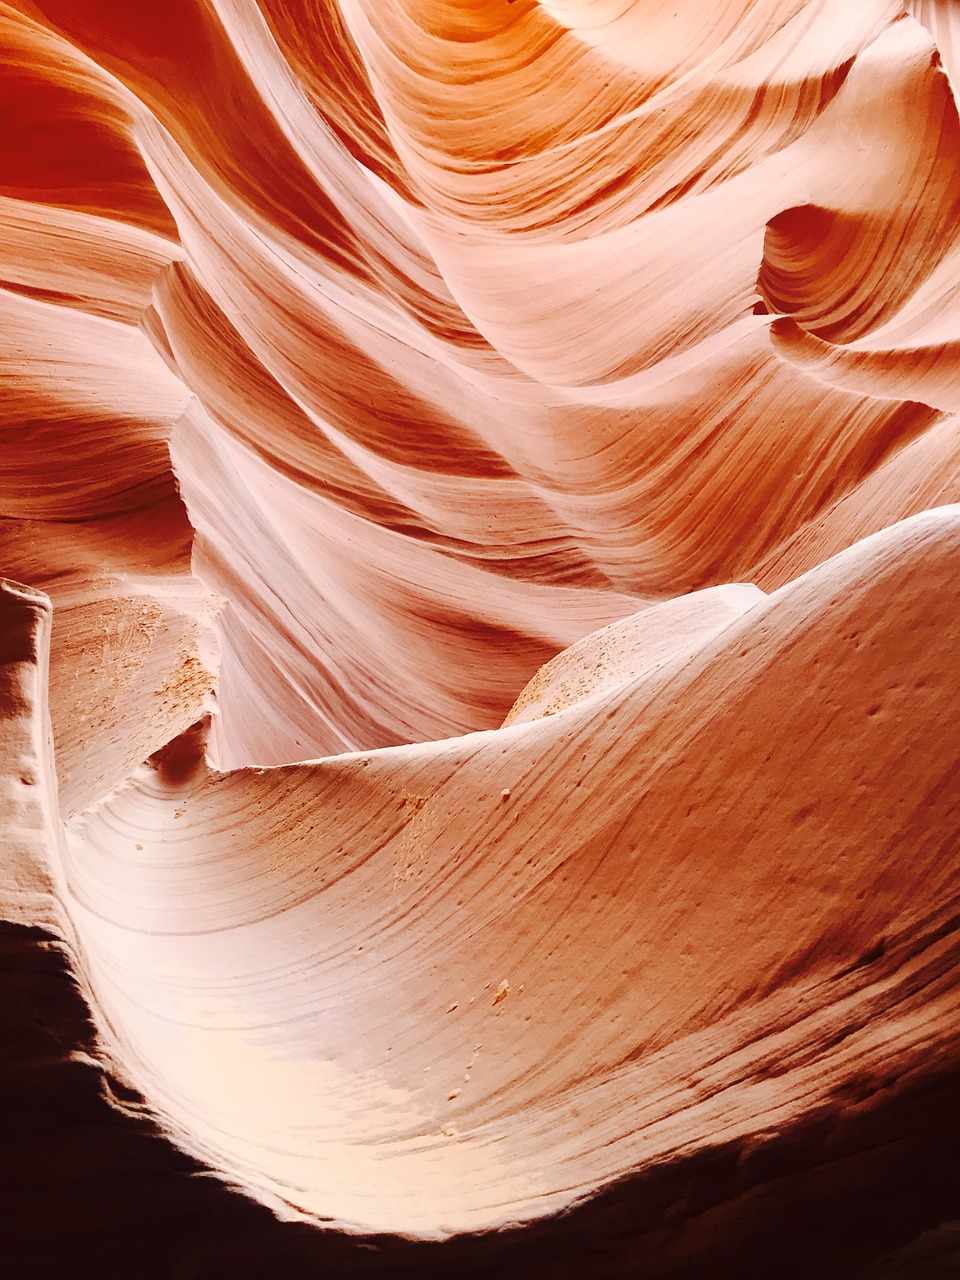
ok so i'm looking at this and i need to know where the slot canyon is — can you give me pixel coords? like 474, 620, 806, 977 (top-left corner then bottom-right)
0, 1, 958, 1275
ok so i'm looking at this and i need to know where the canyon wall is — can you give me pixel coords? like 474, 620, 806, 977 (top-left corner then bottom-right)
1, 1, 958, 1274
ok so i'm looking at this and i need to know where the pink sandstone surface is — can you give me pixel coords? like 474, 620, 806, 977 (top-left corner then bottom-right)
0, 2, 958, 1275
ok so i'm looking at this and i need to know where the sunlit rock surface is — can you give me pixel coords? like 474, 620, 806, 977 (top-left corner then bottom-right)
0, 1, 958, 1275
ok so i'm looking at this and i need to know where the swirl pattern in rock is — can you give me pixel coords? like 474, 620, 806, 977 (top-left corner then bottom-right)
0, 0, 958, 1272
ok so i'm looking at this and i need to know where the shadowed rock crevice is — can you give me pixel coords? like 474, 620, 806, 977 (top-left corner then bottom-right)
1, 921, 958, 1279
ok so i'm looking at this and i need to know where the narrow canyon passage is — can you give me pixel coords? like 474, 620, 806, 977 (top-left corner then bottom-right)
0, 1, 958, 1275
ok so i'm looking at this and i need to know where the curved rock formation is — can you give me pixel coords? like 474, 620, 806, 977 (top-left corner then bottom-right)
1, 0, 958, 1274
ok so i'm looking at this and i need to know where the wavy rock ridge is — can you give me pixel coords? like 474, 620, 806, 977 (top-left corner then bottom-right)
1, 0, 958, 1273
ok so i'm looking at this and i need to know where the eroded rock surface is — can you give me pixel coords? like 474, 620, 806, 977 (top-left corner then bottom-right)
0, 1, 958, 1274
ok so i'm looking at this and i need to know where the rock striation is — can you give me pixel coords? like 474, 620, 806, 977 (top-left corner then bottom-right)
0, 1, 958, 1274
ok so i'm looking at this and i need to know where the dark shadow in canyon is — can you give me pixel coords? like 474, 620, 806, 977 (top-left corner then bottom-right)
1, 920, 957, 1279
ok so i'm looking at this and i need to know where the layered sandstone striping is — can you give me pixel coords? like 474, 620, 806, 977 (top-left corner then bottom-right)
0, 0, 958, 1272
